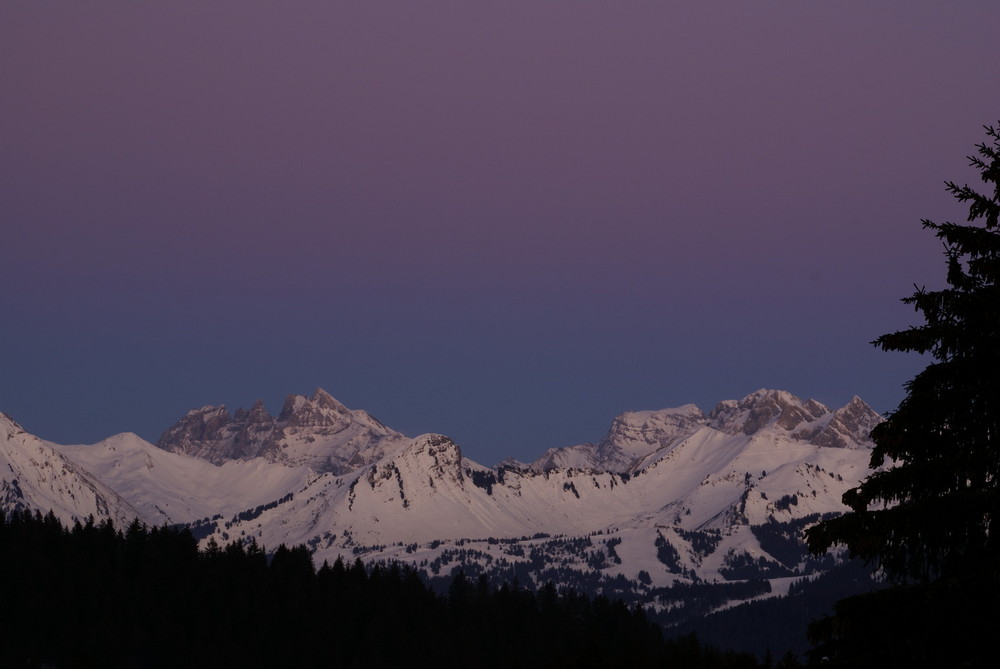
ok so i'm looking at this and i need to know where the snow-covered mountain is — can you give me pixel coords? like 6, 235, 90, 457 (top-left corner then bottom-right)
1, 412, 141, 529
530, 403, 708, 473
52, 431, 315, 526
157, 388, 407, 474
197, 390, 878, 571
530, 390, 880, 475
2, 388, 883, 634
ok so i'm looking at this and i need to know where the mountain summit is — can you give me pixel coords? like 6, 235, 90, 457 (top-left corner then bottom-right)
156, 388, 406, 474
1, 412, 141, 527
531, 389, 881, 474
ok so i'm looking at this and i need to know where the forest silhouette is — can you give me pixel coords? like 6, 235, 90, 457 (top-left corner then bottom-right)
0, 510, 765, 668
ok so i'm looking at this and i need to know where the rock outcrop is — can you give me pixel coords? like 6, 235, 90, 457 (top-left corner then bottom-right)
157, 388, 406, 474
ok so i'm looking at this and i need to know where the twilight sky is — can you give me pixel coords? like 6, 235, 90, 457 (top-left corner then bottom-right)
3, 1, 998, 464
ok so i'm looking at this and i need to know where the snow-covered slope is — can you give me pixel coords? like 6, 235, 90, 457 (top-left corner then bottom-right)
1, 412, 141, 528
51, 431, 315, 526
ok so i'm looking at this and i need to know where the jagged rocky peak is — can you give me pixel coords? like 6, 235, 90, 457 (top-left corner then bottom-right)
708, 389, 829, 436
156, 388, 405, 473
836, 395, 883, 428
802, 396, 883, 449
156, 404, 235, 460
234, 398, 273, 423
278, 388, 351, 427
276, 388, 399, 441
157, 402, 274, 464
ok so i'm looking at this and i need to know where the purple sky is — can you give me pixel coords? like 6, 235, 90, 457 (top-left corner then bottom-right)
3, 2, 999, 464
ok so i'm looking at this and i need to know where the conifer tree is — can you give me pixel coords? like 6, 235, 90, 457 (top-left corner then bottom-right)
803, 126, 1000, 668
806, 122, 1000, 582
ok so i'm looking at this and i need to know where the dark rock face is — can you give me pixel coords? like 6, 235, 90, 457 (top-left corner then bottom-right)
229, 399, 279, 458
156, 405, 252, 464
156, 388, 403, 473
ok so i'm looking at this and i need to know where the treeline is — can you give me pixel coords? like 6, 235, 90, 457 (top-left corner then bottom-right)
668, 561, 881, 660
0, 510, 763, 668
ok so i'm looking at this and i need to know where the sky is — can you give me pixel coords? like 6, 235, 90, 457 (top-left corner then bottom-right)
3, 1, 999, 465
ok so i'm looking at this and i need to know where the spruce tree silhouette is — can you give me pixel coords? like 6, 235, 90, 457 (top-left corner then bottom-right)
805, 122, 1000, 668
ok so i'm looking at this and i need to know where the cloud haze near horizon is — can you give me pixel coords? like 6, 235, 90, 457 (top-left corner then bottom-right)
3, 1, 998, 463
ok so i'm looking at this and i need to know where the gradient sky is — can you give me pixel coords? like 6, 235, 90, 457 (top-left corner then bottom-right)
3, 1, 999, 464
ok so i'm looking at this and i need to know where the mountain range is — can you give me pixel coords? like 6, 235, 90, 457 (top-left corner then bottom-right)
2, 388, 884, 655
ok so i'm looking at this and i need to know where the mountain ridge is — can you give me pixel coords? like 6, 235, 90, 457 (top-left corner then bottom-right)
529, 389, 879, 475
1, 412, 143, 529
2, 388, 883, 641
